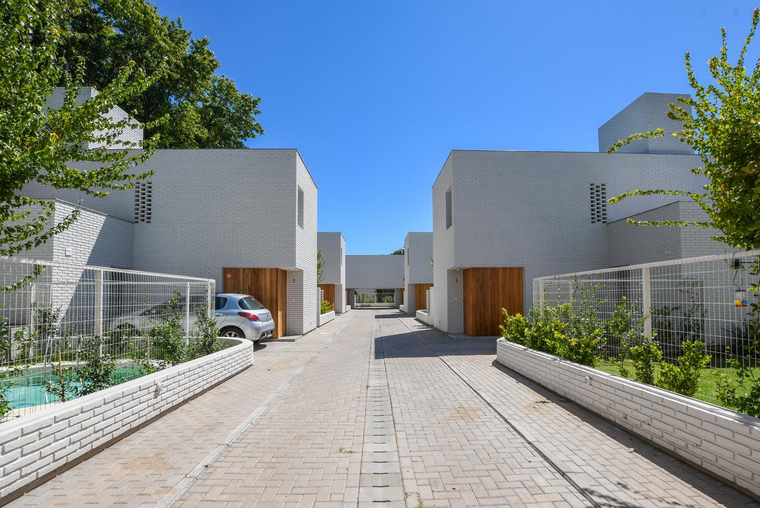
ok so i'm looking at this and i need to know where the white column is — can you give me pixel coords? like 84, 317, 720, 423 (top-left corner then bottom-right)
185, 282, 191, 344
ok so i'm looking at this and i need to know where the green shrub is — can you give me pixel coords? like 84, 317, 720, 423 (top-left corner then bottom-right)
630, 341, 662, 385
717, 340, 760, 417
190, 304, 222, 358
75, 336, 117, 397
657, 340, 711, 397
499, 311, 529, 344
147, 292, 188, 368
320, 299, 333, 315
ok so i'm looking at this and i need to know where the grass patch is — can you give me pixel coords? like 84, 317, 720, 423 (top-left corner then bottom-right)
595, 359, 759, 407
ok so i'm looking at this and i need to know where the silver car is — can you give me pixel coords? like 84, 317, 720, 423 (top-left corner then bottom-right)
215, 293, 275, 342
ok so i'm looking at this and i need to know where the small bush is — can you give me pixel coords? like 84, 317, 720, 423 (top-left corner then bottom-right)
630, 341, 662, 385
190, 304, 222, 358
499, 311, 529, 344
717, 340, 760, 418
320, 299, 333, 315
75, 336, 117, 397
657, 340, 711, 397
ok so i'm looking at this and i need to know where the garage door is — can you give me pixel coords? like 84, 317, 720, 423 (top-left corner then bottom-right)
463, 268, 524, 336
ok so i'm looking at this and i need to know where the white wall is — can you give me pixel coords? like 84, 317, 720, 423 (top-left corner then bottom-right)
432, 149, 710, 334
318, 232, 346, 312
346, 255, 404, 290
404, 232, 434, 314
23, 149, 319, 336
45, 87, 143, 149
598, 92, 691, 155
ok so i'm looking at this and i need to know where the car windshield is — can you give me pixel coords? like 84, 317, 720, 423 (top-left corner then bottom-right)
238, 296, 264, 310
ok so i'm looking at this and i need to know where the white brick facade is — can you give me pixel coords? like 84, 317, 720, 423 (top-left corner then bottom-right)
431, 93, 725, 334
404, 232, 433, 314
24, 149, 319, 337
317, 232, 346, 313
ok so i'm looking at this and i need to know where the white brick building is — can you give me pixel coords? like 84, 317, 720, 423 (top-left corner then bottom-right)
431, 93, 730, 336
317, 232, 347, 313
346, 255, 404, 307
403, 232, 433, 314
24, 90, 319, 337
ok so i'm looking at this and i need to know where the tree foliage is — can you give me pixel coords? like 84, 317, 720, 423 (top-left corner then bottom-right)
608, 8, 760, 253
0, 0, 161, 259
60, 0, 264, 148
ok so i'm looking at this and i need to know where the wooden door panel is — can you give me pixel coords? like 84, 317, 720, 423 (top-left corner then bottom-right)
414, 283, 433, 311
223, 268, 288, 338
463, 268, 524, 336
318, 284, 335, 308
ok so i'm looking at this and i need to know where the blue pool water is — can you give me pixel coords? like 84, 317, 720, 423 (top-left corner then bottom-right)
4, 365, 143, 409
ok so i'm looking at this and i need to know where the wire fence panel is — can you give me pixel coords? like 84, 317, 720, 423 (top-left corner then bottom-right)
0, 257, 215, 421
533, 251, 759, 404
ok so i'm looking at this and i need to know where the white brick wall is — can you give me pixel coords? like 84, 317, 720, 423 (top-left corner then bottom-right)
404, 232, 433, 314
346, 255, 404, 290
432, 149, 710, 334
598, 92, 692, 155
0, 338, 252, 503
24, 149, 319, 337
317, 232, 346, 313
607, 201, 729, 267
496, 339, 760, 498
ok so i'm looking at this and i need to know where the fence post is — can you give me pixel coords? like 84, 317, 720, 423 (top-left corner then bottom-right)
185, 282, 191, 345
539, 279, 545, 308
207, 282, 213, 320
642, 266, 652, 340
95, 269, 104, 355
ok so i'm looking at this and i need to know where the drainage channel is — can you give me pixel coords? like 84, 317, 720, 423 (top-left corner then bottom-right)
357, 313, 406, 507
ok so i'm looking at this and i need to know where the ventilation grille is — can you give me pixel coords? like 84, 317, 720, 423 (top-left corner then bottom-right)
134, 181, 152, 223
590, 183, 607, 224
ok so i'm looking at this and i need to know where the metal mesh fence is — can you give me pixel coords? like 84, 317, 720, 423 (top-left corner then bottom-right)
0, 257, 215, 421
533, 251, 760, 403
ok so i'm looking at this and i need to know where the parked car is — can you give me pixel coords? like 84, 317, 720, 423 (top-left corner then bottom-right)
214, 293, 275, 342
109, 293, 275, 342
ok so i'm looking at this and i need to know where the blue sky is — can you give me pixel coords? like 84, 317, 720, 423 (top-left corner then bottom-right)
154, 0, 758, 254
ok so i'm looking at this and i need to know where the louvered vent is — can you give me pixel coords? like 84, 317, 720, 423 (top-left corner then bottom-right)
134, 181, 153, 223
590, 183, 607, 224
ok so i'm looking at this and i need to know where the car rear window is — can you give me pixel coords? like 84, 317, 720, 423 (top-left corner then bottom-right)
238, 296, 264, 310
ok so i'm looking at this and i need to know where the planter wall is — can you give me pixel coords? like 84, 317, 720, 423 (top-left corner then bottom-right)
496, 338, 760, 498
416, 309, 433, 326
317, 311, 335, 327
0, 338, 252, 503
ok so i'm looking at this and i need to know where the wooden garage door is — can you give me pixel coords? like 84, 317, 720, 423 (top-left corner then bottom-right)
415, 283, 433, 311
318, 284, 335, 308
223, 268, 287, 338
463, 268, 523, 336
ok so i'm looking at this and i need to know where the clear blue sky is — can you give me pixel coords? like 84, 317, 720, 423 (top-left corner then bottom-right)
154, 0, 758, 254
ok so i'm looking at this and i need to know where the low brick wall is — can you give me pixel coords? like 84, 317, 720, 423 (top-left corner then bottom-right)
416, 310, 433, 326
318, 311, 335, 327
496, 339, 760, 498
0, 338, 253, 503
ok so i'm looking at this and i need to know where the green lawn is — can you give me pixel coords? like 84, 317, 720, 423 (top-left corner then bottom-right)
594, 359, 758, 408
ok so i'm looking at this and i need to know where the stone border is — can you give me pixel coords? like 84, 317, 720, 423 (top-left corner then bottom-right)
496, 338, 760, 499
0, 338, 253, 503
318, 311, 335, 327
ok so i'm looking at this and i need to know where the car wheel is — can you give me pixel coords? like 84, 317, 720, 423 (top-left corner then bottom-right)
220, 326, 245, 339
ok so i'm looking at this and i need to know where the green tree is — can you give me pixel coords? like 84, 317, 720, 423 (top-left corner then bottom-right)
60, 0, 264, 148
390, 248, 404, 255
317, 249, 325, 284
608, 8, 760, 255
0, 0, 161, 260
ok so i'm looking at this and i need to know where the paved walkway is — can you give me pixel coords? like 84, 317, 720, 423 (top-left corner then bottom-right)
9, 310, 759, 507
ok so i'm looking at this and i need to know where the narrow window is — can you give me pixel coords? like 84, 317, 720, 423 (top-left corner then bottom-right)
407, 247, 410, 265
297, 186, 305, 228
445, 187, 453, 229
590, 183, 607, 224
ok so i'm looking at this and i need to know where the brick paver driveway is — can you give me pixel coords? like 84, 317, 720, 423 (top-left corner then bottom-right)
9, 310, 758, 507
